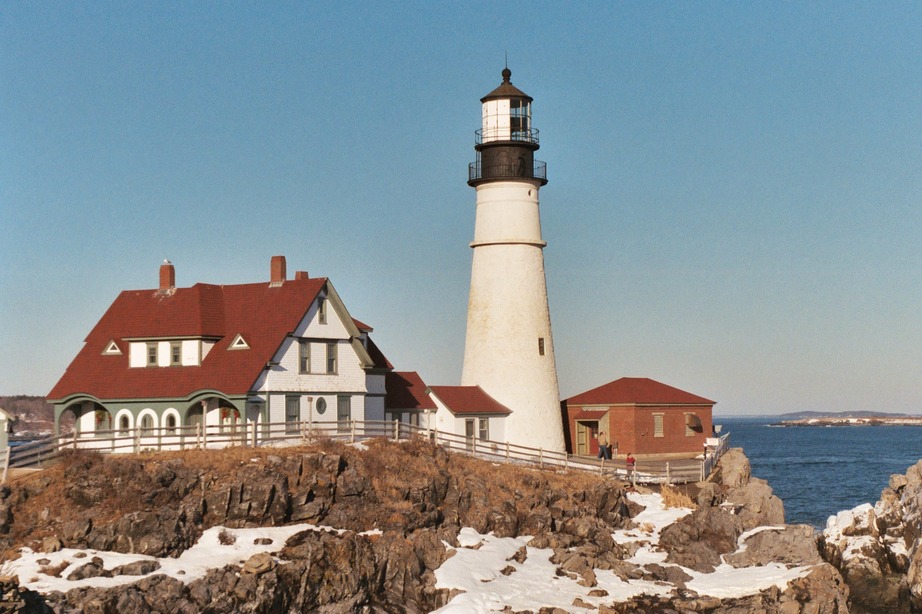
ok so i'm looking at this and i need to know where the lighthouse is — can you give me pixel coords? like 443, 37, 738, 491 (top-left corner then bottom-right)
461, 68, 565, 453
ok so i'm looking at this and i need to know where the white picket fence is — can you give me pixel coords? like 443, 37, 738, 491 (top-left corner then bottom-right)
0, 420, 729, 486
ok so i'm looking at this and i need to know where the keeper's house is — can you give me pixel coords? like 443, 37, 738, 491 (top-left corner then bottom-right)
47, 256, 427, 445
563, 377, 715, 458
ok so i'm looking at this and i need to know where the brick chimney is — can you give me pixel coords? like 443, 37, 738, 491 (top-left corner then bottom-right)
270, 255, 287, 286
294, 271, 309, 280
159, 260, 175, 291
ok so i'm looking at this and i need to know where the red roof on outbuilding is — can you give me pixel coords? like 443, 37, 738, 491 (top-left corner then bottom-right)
566, 377, 715, 406
385, 371, 436, 411
48, 277, 328, 401
428, 385, 511, 416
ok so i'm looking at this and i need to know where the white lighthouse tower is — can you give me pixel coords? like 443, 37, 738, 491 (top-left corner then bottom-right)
461, 68, 565, 453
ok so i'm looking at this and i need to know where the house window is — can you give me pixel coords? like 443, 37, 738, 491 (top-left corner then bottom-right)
465, 419, 475, 451
326, 342, 337, 374
119, 415, 130, 435
478, 418, 489, 441
170, 342, 182, 366
285, 395, 300, 433
140, 414, 154, 433
165, 414, 177, 433
299, 341, 310, 374
538, 337, 545, 356
316, 397, 327, 414
318, 297, 327, 325
147, 343, 158, 367
653, 413, 664, 438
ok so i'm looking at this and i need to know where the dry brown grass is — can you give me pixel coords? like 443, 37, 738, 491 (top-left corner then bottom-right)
38, 560, 70, 577
660, 484, 696, 509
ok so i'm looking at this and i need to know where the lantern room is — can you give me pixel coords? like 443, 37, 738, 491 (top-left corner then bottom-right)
469, 68, 547, 186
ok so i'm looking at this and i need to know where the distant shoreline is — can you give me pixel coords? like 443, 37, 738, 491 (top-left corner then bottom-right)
779, 416, 922, 427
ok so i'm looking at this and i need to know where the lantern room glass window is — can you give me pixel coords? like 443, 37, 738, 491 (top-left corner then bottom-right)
509, 99, 530, 140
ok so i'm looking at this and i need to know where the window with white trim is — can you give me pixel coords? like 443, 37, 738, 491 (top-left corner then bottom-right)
299, 341, 310, 374
326, 342, 337, 374
318, 297, 327, 324
170, 342, 182, 366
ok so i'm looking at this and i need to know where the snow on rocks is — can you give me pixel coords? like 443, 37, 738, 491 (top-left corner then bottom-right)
433, 491, 818, 612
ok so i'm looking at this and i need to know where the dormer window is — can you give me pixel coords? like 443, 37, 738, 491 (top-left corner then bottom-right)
170, 342, 182, 366
147, 343, 158, 367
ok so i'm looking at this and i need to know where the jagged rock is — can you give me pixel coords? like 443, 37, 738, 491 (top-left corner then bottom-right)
725, 525, 822, 568
40, 536, 62, 553
110, 560, 162, 576
66, 556, 108, 581
711, 447, 751, 488
659, 505, 742, 572
725, 477, 786, 529
241, 552, 275, 575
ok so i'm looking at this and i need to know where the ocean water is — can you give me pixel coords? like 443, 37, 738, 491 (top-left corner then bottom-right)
718, 416, 922, 529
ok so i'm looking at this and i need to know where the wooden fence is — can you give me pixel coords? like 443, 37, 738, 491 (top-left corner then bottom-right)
0, 420, 730, 486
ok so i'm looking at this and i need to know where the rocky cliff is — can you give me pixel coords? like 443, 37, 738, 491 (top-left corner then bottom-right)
0, 441, 862, 612
821, 458, 922, 613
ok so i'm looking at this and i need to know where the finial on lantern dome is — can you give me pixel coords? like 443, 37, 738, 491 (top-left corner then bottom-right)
502, 67, 512, 83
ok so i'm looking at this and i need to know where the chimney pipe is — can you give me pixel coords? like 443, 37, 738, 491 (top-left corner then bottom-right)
159, 260, 175, 291
270, 255, 287, 286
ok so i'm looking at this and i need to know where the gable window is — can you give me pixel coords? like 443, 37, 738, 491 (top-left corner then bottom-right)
286, 395, 300, 433
170, 342, 182, 366
228, 334, 249, 350
653, 413, 664, 438
299, 341, 310, 374
103, 340, 122, 355
478, 418, 489, 441
318, 297, 327, 325
326, 342, 337, 374
147, 343, 158, 367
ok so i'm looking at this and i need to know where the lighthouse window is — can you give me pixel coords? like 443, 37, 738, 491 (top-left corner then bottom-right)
538, 337, 545, 356
510, 100, 530, 140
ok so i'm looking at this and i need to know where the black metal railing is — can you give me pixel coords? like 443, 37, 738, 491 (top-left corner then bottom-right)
475, 128, 539, 145
469, 160, 547, 183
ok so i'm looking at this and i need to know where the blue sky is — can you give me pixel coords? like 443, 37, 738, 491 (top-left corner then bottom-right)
2, 3, 921, 415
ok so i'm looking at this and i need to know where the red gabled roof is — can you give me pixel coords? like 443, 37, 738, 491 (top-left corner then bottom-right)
566, 377, 715, 406
48, 277, 328, 401
385, 371, 436, 411
352, 318, 373, 333
365, 337, 393, 371
428, 385, 511, 416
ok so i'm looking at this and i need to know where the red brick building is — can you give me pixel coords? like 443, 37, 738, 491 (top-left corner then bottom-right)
563, 377, 714, 458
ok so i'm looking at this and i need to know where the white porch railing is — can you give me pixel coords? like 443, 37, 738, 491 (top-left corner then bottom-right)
1, 420, 729, 486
